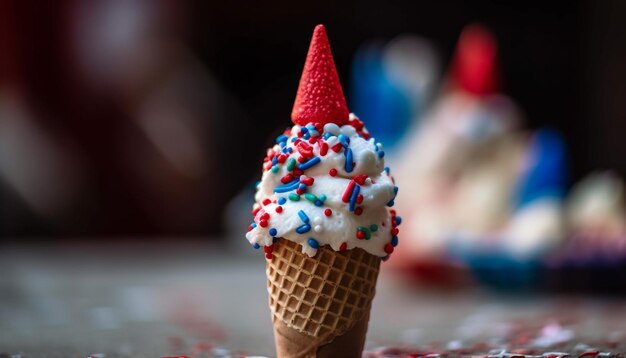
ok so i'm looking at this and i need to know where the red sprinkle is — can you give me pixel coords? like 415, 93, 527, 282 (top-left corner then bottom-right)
293, 168, 304, 176
354, 174, 368, 185
319, 141, 329, 156
308, 137, 317, 144
356, 231, 366, 239
331, 143, 343, 153
260, 213, 270, 221
247, 224, 254, 232
262, 198, 271, 206
300, 177, 314, 186
259, 220, 268, 228
296, 188, 305, 195
354, 207, 363, 216
280, 174, 295, 184
275, 206, 283, 213
391, 227, 399, 236
264, 244, 274, 253
265, 253, 273, 260
296, 142, 313, 157
356, 194, 363, 204
252, 207, 261, 216
297, 155, 307, 163
324, 208, 332, 216
329, 168, 338, 177
277, 154, 287, 163
342, 180, 356, 203
339, 242, 347, 251
384, 243, 394, 254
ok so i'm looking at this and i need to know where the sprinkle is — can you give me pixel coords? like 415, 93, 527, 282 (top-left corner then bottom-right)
260, 213, 270, 220
354, 207, 363, 216
289, 193, 300, 201
391, 236, 399, 247
349, 185, 361, 212
277, 197, 287, 205
323, 132, 332, 140
319, 141, 329, 156
356, 231, 366, 240
275, 206, 283, 213
277, 154, 288, 163
354, 174, 368, 185
297, 155, 307, 163
253, 243, 260, 249
395, 216, 402, 225
393, 186, 399, 194
304, 193, 317, 203
300, 177, 314, 186
252, 207, 260, 216
300, 126, 308, 134
274, 179, 300, 193
378, 150, 385, 158
331, 143, 343, 153
314, 200, 323, 207
298, 156, 321, 170
307, 238, 319, 249
344, 148, 354, 172
342, 180, 356, 203
356, 194, 363, 204
271, 165, 279, 173
370, 224, 378, 232
314, 225, 323, 233
391, 227, 399, 236
286, 158, 296, 171
293, 168, 304, 176
271, 156, 278, 165
298, 184, 307, 191
265, 253, 273, 260
386, 199, 395, 207
338, 134, 350, 147
324, 209, 332, 216
259, 220, 268, 228
319, 194, 327, 202
262, 198, 271, 206
384, 166, 390, 174
298, 210, 310, 223
339, 242, 347, 251
269, 228, 277, 236
329, 168, 338, 177
384, 243, 394, 254
296, 224, 311, 234
276, 134, 288, 144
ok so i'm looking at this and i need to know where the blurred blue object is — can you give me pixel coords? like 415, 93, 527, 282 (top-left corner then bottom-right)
350, 42, 412, 148
515, 128, 568, 209
466, 252, 543, 292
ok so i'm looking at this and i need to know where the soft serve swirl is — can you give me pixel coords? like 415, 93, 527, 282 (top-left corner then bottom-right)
246, 114, 400, 258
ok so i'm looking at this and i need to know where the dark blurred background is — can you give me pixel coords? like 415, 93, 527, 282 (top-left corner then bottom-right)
1, 0, 625, 237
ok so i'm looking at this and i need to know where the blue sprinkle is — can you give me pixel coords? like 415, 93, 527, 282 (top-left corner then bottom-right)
378, 150, 385, 158
286, 147, 293, 153
271, 156, 278, 165
395, 216, 402, 225
291, 137, 297, 142
298, 183, 307, 191
298, 156, 321, 170
322, 132, 333, 140
391, 236, 399, 247
298, 210, 310, 223
253, 243, 260, 249
277, 197, 286, 205
319, 194, 327, 202
384, 166, 390, 174
338, 134, 350, 147
349, 185, 361, 212
387, 199, 395, 207
251, 223, 257, 229
274, 179, 300, 193
269, 228, 277, 236
344, 148, 354, 172
296, 224, 311, 234
276, 134, 288, 144
303, 133, 310, 140
393, 186, 399, 194
307, 238, 319, 249
314, 200, 323, 207
300, 127, 309, 134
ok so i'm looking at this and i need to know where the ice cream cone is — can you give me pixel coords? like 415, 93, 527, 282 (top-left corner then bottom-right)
267, 238, 380, 357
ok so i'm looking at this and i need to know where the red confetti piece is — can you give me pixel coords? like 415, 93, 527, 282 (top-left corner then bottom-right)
356, 230, 366, 239
300, 177, 314, 186
324, 208, 332, 216
262, 198, 271, 206
319, 141, 329, 156
331, 143, 343, 153
280, 174, 295, 184
384, 243, 394, 254
391, 227, 399, 236
259, 220, 268, 228
329, 168, 337, 176
354, 174, 368, 185
276, 206, 283, 213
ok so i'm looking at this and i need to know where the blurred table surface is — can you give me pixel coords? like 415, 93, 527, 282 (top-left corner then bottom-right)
1, 238, 625, 357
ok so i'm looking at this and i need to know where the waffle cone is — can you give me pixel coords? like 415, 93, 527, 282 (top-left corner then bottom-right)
267, 238, 380, 357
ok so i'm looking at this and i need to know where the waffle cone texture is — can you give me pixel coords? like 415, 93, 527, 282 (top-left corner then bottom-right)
267, 238, 380, 357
